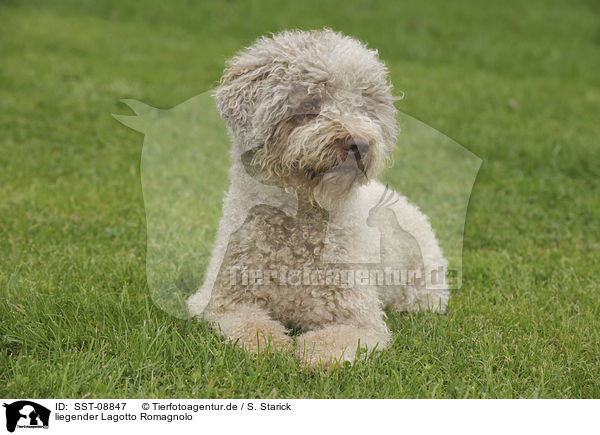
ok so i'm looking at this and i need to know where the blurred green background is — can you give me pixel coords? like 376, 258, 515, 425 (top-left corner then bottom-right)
0, 0, 598, 398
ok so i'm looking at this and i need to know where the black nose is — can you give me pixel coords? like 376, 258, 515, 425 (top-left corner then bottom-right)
345, 137, 370, 159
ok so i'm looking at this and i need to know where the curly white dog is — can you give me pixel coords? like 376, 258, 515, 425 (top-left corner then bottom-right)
188, 29, 449, 367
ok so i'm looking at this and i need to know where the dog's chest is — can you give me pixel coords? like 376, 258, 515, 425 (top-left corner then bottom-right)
217, 203, 357, 328
239, 203, 327, 269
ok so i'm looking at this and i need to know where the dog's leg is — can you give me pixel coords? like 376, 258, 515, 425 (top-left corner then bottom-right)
207, 304, 292, 354
296, 323, 391, 368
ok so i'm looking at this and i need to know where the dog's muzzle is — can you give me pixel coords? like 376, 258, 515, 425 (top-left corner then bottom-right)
336, 136, 371, 174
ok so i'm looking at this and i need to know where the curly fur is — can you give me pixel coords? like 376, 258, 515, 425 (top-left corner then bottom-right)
188, 29, 449, 367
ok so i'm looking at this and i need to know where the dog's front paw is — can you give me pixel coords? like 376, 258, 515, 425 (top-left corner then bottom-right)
211, 306, 294, 355
232, 328, 294, 355
295, 325, 389, 369
297, 337, 354, 369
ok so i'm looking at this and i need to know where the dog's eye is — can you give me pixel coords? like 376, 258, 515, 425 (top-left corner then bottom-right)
287, 98, 321, 119
301, 102, 315, 111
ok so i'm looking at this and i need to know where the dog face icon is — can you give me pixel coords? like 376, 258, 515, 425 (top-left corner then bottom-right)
3, 401, 50, 433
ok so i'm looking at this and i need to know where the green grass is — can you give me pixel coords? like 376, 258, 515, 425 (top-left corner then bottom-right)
1, 0, 599, 398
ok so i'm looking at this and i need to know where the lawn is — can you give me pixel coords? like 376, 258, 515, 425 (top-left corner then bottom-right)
1, 0, 599, 398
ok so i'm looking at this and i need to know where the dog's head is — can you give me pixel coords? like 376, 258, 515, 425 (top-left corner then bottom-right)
216, 29, 398, 208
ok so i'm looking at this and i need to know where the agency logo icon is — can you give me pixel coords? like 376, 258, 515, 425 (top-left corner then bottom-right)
3, 401, 50, 433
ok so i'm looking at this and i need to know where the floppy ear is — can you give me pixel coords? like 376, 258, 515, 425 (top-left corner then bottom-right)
214, 60, 273, 137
